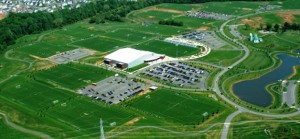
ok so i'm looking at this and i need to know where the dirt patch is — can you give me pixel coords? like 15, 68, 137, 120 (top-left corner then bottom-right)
88, 26, 96, 30
0, 13, 5, 20
288, 66, 297, 79
148, 16, 155, 19
241, 17, 264, 28
31, 61, 58, 71
30, 55, 48, 60
138, 89, 152, 96
124, 117, 144, 126
241, 8, 252, 11
197, 26, 210, 31
143, 7, 183, 14
277, 11, 300, 23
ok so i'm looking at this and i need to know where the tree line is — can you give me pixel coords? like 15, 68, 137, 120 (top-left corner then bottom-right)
158, 19, 183, 26
265, 22, 300, 32
0, 0, 271, 52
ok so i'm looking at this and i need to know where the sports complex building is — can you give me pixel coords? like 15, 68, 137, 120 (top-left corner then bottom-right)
104, 48, 163, 69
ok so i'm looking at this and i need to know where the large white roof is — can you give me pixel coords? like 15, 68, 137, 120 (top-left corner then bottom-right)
104, 48, 152, 63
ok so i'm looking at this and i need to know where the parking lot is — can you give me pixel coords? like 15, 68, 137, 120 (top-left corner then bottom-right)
79, 76, 146, 104
229, 25, 243, 39
49, 48, 93, 64
141, 62, 209, 89
187, 11, 234, 20
181, 31, 226, 49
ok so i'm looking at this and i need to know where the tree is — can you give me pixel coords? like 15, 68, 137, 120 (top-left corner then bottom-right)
273, 24, 280, 32
89, 17, 97, 24
265, 23, 272, 31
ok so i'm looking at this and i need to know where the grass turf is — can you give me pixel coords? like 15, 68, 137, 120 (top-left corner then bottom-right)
72, 36, 131, 52
34, 63, 115, 89
129, 89, 227, 125
134, 40, 200, 57
195, 50, 243, 66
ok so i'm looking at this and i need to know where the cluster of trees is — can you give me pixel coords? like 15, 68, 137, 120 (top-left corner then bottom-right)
265, 22, 300, 32
158, 19, 183, 26
0, 0, 272, 52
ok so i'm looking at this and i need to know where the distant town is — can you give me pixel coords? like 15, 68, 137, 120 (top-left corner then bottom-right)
0, 0, 91, 14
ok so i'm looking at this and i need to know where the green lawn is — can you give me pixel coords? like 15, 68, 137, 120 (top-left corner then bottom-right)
202, 1, 263, 15
131, 10, 181, 22
15, 42, 75, 58
34, 63, 115, 89
0, 76, 75, 112
239, 50, 273, 71
104, 29, 156, 43
129, 89, 227, 125
72, 36, 131, 52
195, 50, 243, 66
129, 24, 190, 36
272, 0, 300, 9
229, 113, 300, 139
126, 63, 149, 72
134, 40, 200, 57
0, 75, 136, 138
173, 16, 216, 29
56, 24, 105, 39
45, 96, 136, 137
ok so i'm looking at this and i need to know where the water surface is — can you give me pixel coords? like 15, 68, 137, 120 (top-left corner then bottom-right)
233, 54, 300, 107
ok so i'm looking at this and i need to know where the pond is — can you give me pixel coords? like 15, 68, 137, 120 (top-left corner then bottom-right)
233, 54, 300, 107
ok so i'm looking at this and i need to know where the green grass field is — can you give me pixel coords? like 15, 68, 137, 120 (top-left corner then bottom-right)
239, 50, 273, 71
34, 63, 115, 89
15, 42, 76, 58
173, 16, 216, 29
202, 1, 264, 15
56, 24, 105, 39
129, 89, 228, 125
229, 113, 300, 139
126, 63, 149, 72
104, 29, 156, 43
132, 10, 181, 22
129, 24, 190, 36
195, 50, 243, 66
134, 40, 200, 57
72, 36, 131, 52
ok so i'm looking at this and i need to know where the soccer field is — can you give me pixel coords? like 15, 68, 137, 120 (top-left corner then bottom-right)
130, 89, 228, 125
34, 63, 115, 89
134, 40, 200, 57
72, 36, 131, 52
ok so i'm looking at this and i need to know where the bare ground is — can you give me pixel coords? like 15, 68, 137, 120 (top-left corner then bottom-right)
124, 117, 145, 126
277, 11, 300, 23
241, 17, 264, 29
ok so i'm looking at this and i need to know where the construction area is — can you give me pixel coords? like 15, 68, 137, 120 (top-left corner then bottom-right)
79, 76, 146, 104
141, 62, 209, 89
49, 48, 93, 64
187, 11, 234, 20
